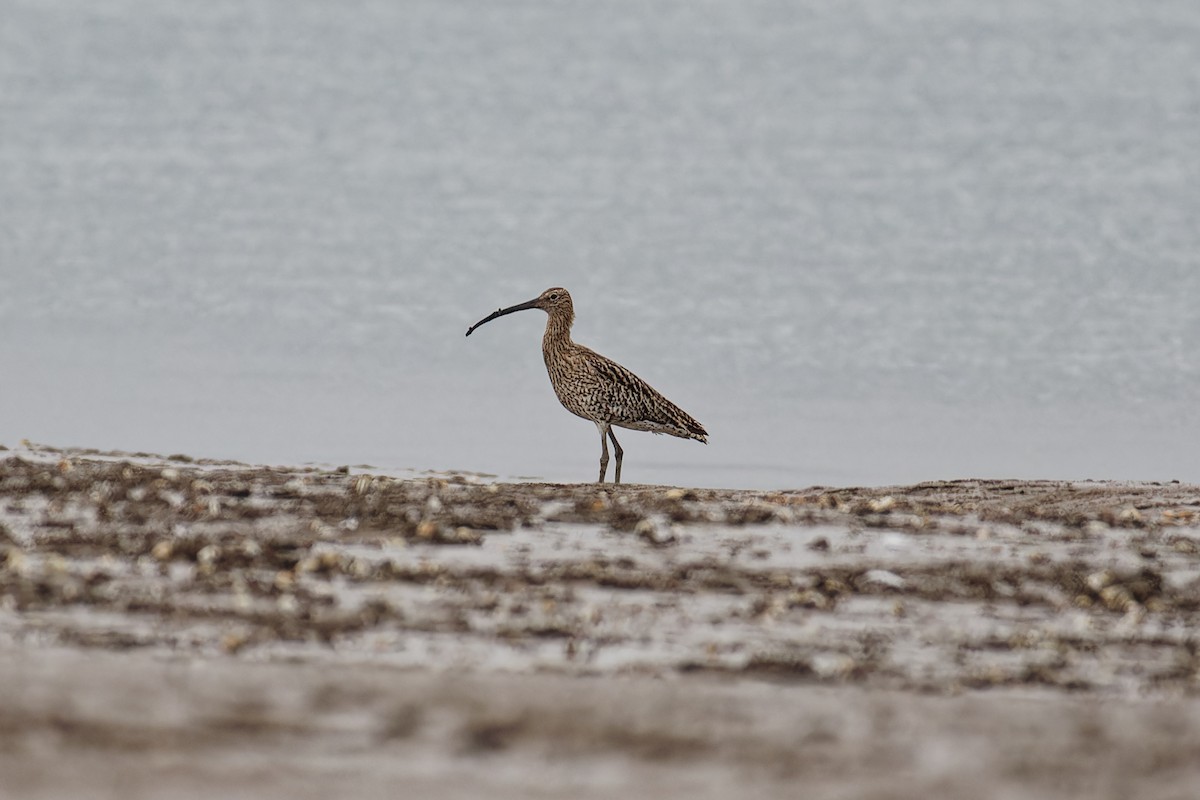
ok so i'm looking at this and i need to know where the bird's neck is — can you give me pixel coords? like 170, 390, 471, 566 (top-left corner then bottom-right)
542, 308, 574, 353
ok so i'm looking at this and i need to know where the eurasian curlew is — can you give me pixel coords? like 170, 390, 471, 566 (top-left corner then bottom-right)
466, 287, 707, 483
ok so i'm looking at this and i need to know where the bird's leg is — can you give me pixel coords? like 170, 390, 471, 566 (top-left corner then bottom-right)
596, 423, 610, 483
607, 427, 624, 485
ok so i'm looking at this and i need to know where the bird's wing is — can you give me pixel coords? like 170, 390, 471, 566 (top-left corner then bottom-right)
584, 348, 708, 441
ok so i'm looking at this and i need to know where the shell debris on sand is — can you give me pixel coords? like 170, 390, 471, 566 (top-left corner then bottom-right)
1, 450, 1199, 695
4, 449, 1200, 798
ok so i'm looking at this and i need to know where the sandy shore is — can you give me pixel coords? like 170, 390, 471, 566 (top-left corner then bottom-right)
2, 444, 1199, 798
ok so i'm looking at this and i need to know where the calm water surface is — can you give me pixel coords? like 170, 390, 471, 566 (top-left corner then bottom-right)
2, 1, 1198, 487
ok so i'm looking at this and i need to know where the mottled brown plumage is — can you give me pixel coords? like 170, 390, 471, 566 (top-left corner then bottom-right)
466, 287, 707, 483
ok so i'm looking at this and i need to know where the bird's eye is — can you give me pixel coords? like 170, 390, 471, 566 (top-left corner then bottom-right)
548, 293, 559, 301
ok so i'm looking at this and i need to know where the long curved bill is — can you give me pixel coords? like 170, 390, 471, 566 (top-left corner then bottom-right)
465, 298, 540, 336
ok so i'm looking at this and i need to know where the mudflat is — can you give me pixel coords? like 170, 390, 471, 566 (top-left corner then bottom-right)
2, 445, 1199, 799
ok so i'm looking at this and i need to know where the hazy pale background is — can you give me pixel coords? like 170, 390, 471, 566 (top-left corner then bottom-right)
2, 0, 1197, 488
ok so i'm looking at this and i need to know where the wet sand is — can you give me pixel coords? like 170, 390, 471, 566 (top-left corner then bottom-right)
2, 444, 1199, 798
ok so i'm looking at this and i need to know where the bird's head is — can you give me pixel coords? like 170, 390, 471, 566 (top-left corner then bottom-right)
532, 287, 572, 313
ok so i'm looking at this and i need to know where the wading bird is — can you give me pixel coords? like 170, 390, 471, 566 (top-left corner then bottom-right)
466, 288, 707, 483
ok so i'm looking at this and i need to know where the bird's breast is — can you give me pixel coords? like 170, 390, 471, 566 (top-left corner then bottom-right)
543, 350, 613, 421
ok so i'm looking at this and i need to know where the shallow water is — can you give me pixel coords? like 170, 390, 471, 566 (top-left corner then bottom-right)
2, 1, 1198, 487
